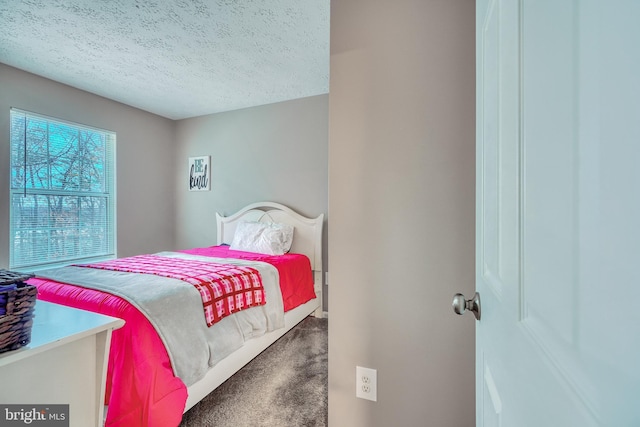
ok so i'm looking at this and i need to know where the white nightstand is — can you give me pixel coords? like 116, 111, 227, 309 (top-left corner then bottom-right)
0, 300, 124, 427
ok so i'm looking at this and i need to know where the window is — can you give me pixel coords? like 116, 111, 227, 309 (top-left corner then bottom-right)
9, 109, 116, 270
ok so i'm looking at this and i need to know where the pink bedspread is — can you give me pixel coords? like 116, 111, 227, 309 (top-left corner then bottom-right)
29, 277, 187, 427
27, 246, 315, 427
180, 245, 316, 311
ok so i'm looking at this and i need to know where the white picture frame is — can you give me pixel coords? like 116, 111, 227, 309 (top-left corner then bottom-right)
188, 156, 210, 191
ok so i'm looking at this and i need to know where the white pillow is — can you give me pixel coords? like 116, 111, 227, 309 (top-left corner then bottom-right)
229, 221, 294, 255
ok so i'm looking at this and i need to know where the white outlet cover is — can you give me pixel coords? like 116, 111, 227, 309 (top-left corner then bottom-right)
356, 366, 377, 401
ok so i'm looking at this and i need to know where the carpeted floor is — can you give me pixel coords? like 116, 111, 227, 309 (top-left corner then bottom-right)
179, 316, 328, 427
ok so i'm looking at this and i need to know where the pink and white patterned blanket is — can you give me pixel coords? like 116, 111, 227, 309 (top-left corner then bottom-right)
80, 254, 266, 326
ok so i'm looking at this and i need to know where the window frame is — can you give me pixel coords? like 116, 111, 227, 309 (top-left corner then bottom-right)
9, 108, 117, 270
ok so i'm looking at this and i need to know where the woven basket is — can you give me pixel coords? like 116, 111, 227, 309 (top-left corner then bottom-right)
0, 270, 37, 354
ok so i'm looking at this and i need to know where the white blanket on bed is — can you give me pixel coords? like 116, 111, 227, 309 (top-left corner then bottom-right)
37, 251, 285, 386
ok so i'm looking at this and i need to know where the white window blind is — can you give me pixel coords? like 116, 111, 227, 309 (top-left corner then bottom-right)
9, 108, 116, 270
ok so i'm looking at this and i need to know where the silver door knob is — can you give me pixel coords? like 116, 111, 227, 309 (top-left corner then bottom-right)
452, 292, 481, 321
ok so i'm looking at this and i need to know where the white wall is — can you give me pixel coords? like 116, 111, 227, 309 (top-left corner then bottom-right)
0, 63, 177, 266
328, 0, 476, 425
174, 95, 329, 309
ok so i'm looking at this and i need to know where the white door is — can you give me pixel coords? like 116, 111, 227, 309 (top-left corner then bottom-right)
473, 0, 640, 426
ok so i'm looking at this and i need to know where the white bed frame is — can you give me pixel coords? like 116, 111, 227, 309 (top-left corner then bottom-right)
183, 201, 324, 412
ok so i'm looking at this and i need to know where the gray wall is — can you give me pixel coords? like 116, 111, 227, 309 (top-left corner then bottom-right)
328, 0, 476, 425
0, 63, 177, 267
174, 95, 329, 310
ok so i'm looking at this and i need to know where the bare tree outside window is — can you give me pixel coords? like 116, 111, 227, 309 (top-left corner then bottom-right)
9, 110, 115, 270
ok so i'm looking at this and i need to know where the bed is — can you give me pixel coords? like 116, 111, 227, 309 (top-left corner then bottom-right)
26, 201, 324, 427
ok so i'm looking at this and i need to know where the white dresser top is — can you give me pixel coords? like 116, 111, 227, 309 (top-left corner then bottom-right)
0, 300, 124, 366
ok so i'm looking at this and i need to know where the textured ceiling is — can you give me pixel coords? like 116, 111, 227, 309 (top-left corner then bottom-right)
0, 0, 329, 119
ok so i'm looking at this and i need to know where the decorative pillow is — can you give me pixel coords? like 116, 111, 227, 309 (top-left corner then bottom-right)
229, 221, 294, 255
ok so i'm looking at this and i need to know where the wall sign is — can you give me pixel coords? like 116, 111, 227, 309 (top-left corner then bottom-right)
188, 156, 210, 191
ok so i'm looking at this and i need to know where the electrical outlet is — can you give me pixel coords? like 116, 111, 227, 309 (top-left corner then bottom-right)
356, 366, 377, 401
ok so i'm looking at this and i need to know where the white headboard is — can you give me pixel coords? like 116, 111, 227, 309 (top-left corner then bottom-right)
215, 201, 324, 275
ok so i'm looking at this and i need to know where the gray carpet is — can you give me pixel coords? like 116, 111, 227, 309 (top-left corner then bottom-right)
179, 316, 328, 427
